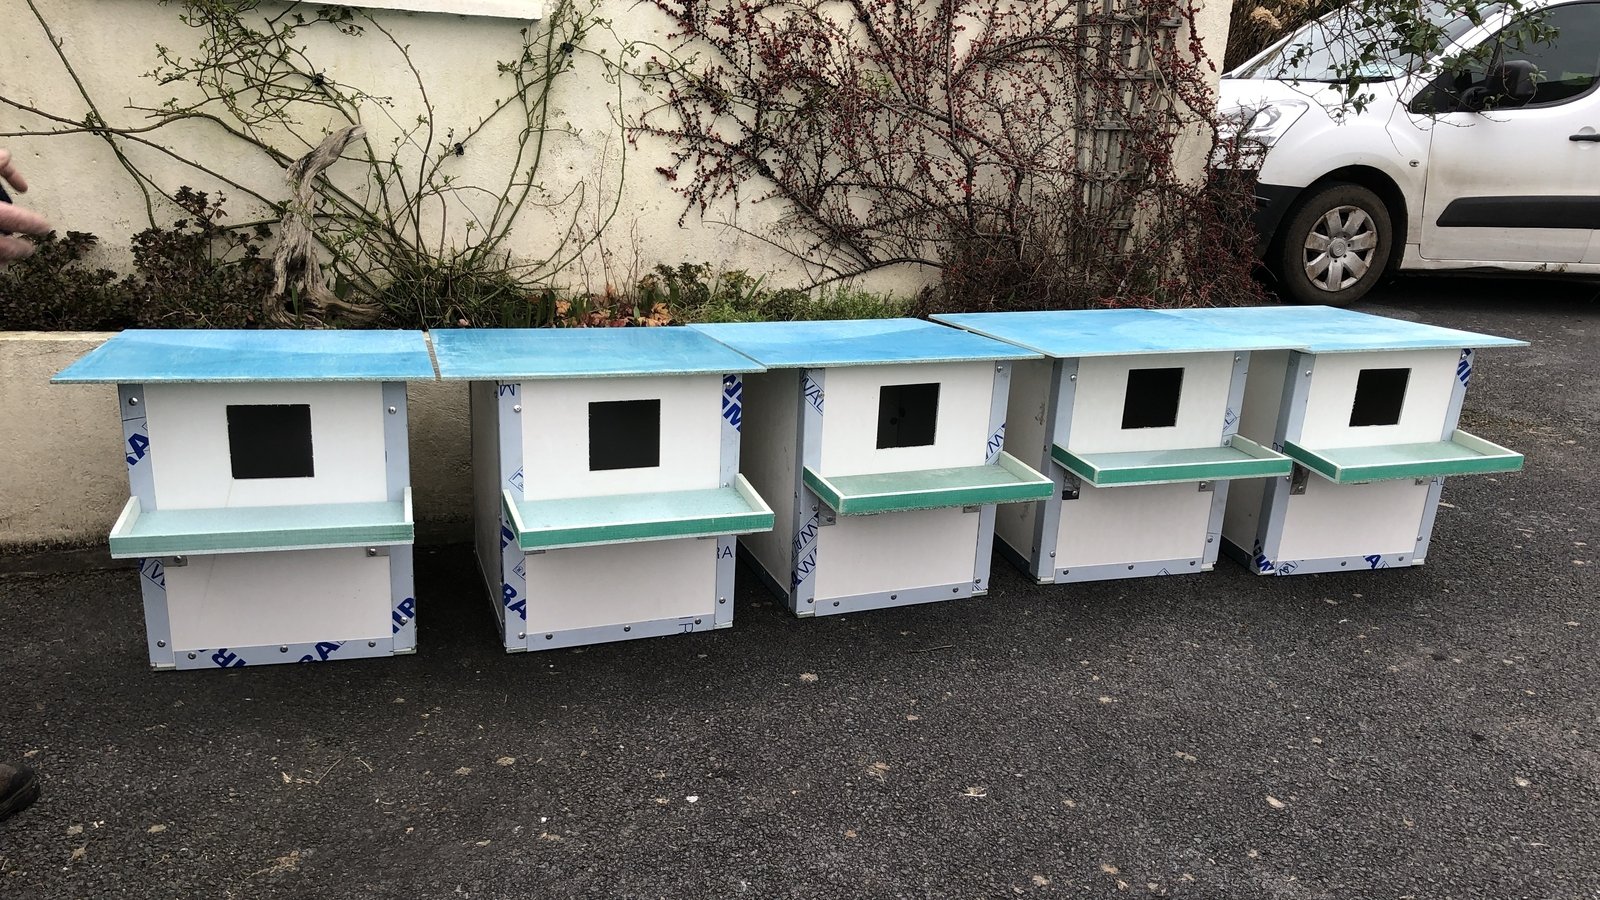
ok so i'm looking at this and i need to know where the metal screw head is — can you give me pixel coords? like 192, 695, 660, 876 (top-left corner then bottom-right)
387, 405, 398, 415
279, 645, 289, 653
368, 641, 377, 647
187, 652, 196, 659
156, 640, 166, 648
127, 397, 140, 406
623, 625, 632, 632
1234, 355, 1241, 363
890, 594, 898, 601
952, 587, 959, 593
366, 547, 378, 557
718, 597, 727, 604
545, 634, 554, 640
1207, 536, 1215, 543
512, 404, 522, 413
517, 632, 526, 640
833, 601, 840, 607
1049, 551, 1056, 558
1305, 370, 1312, 376
1069, 374, 1077, 381
694, 618, 702, 625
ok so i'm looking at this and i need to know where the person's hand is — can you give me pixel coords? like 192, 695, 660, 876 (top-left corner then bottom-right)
0, 149, 53, 264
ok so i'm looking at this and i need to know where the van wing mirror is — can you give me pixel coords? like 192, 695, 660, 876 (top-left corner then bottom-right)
1484, 59, 1540, 106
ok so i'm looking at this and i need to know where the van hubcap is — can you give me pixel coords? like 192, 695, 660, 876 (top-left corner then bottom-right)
1303, 205, 1378, 292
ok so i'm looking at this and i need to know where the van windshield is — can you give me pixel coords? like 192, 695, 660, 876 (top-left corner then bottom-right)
1233, 1, 1502, 81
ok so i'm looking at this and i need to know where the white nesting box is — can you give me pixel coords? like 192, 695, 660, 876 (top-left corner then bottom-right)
690, 320, 1053, 616
52, 330, 433, 670
431, 328, 775, 651
935, 310, 1304, 583
1163, 306, 1526, 575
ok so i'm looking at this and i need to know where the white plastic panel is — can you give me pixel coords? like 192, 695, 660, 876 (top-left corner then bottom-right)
143, 382, 388, 510
996, 359, 1053, 556
818, 362, 994, 477
1065, 351, 1236, 453
520, 375, 721, 500
470, 382, 503, 599
164, 548, 391, 650
1235, 350, 1290, 447
1056, 481, 1214, 567
1276, 477, 1431, 561
522, 538, 716, 632
1297, 349, 1459, 450
736, 369, 800, 586
814, 507, 979, 601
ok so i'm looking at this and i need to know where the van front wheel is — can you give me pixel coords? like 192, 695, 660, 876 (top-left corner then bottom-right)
1272, 182, 1392, 307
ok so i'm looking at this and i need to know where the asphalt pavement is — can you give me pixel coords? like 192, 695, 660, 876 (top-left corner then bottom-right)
1, 277, 1596, 899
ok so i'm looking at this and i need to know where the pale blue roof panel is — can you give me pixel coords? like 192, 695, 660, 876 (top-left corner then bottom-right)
1161, 306, 1528, 353
690, 319, 1040, 368
931, 309, 1305, 358
51, 329, 435, 383
431, 327, 764, 380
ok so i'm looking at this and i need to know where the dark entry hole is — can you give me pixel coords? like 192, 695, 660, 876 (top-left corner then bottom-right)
1121, 367, 1184, 429
589, 398, 661, 471
1350, 368, 1410, 426
877, 382, 940, 449
227, 404, 314, 479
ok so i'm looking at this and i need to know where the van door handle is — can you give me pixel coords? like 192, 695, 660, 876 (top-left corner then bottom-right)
1571, 133, 1600, 141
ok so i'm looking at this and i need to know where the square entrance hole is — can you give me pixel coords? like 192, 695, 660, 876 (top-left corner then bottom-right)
1121, 367, 1184, 429
1349, 368, 1410, 427
589, 399, 661, 471
227, 404, 314, 480
877, 382, 940, 449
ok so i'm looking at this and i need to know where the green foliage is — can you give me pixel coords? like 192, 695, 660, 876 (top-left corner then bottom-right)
639, 264, 907, 323
0, 188, 271, 330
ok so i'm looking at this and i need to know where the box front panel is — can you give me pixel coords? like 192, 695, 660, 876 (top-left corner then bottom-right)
521, 375, 722, 500
814, 507, 979, 601
1056, 481, 1214, 568
522, 538, 717, 632
164, 548, 391, 650
818, 362, 993, 477
144, 382, 388, 510
1065, 352, 1236, 454
1276, 478, 1431, 562
1296, 349, 1459, 449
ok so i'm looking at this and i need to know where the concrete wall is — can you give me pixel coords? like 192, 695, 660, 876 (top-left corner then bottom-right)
4, 0, 1230, 292
1, 332, 474, 550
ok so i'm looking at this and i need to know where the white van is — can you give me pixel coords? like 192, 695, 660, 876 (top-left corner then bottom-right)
1219, 0, 1600, 305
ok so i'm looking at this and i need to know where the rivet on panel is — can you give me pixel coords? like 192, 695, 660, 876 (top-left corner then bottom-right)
368, 641, 377, 647
719, 597, 727, 604
279, 645, 289, 653
694, 618, 702, 625
128, 397, 140, 406
187, 652, 196, 659
366, 547, 378, 557
513, 404, 522, 413
546, 634, 554, 640
387, 406, 397, 414
623, 625, 632, 632
833, 601, 841, 607
156, 640, 166, 648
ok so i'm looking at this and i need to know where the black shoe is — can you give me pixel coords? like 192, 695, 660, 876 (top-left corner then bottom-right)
0, 762, 40, 822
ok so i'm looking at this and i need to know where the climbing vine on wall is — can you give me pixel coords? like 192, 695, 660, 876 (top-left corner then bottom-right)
634, 0, 1266, 311
2, 0, 627, 326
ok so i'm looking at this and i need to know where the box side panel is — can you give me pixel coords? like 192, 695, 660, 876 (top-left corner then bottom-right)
1276, 479, 1431, 562
1223, 349, 1289, 548
996, 358, 1053, 556
144, 382, 388, 509
818, 362, 993, 477
164, 548, 390, 649
522, 538, 717, 632
1056, 481, 1214, 568
1298, 349, 1460, 450
814, 507, 979, 601
1066, 351, 1235, 454
736, 370, 800, 586
521, 375, 721, 499
470, 382, 502, 599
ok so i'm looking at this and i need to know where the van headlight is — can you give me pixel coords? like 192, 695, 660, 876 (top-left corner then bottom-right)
1229, 100, 1310, 148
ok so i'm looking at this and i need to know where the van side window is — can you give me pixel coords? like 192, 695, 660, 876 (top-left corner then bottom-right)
1413, 2, 1600, 111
